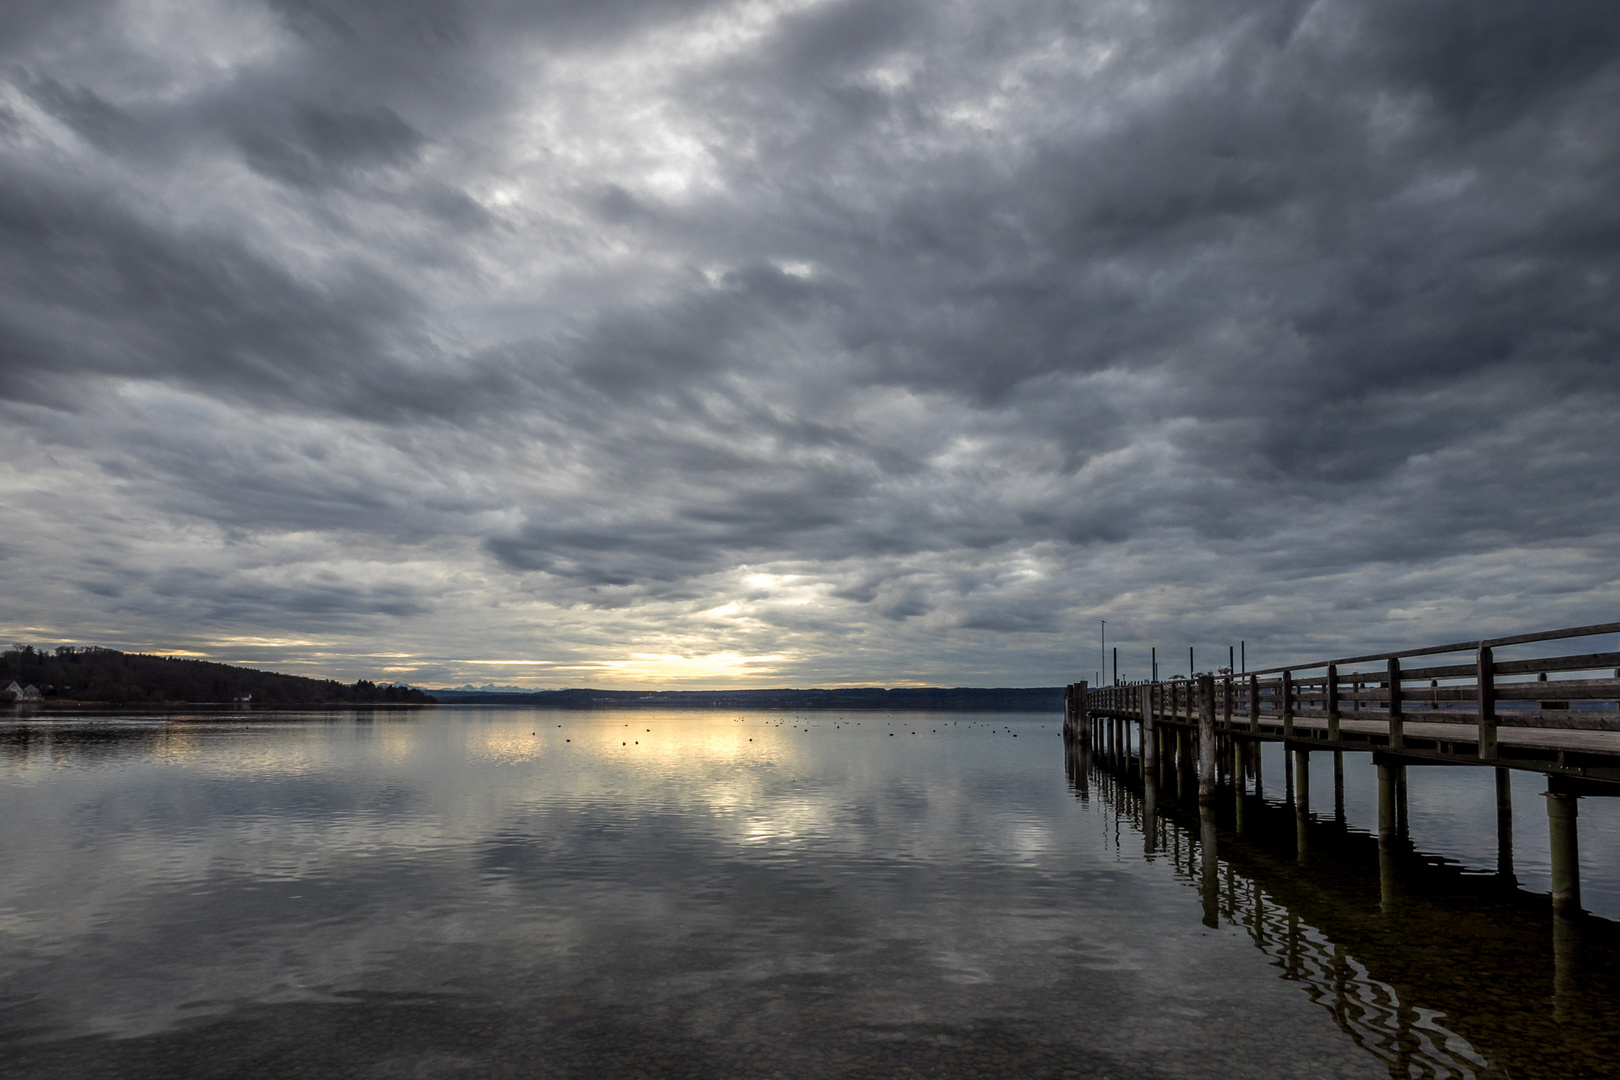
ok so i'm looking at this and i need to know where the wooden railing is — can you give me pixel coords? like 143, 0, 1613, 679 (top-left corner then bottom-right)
1084, 622, 1620, 759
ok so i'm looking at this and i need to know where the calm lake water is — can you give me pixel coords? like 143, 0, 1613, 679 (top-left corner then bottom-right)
0, 709, 1616, 1079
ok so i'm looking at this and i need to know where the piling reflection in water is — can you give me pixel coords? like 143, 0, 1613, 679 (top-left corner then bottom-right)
1066, 738, 1620, 1080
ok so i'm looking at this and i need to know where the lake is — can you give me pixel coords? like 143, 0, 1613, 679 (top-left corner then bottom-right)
0, 709, 1616, 1079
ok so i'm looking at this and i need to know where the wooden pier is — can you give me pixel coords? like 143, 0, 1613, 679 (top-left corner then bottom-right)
1062, 622, 1620, 914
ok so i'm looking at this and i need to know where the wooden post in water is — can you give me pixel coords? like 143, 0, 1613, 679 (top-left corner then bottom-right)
1547, 782, 1581, 1023
1495, 767, 1514, 882
1176, 729, 1188, 801
1546, 787, 1581, 914
1477, 644, 1497, 760
1295, 748, 1310, 865
1395, 764, 1409, 838
1197, 674, 1216, 806
1233, 738, 1246, 836
1387, 657, 1405, 749
1333, 751, 1345, 823
1377, 763, 1398, 913
1325, 663, 1340, 741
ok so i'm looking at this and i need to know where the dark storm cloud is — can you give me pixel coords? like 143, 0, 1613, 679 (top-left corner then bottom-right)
1, 0, 1617, 682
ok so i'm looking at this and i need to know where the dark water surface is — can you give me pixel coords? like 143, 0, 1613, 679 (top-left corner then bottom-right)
0, 710, 1615, 1079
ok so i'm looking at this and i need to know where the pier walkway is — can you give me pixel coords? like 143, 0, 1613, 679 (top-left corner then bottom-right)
1063, 622, 1620, 914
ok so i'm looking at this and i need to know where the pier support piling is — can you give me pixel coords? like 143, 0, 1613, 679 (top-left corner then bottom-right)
1546, 788, 1581, 914
1234, 754, 1246, 835
1295, 748, 1310, 865
1141, 683, 1157, 773
1496, 768, 1514, 882
1378, 764, 1398, 913
1396, 765, 1409, 839
1197, 675, 1217, 806
1333, 751, 1345, 824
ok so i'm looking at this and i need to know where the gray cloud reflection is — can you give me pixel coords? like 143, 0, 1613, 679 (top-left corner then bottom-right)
0, 712, 1382, 1078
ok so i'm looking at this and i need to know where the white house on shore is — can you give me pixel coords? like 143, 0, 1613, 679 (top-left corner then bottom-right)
5, 682, 43, 702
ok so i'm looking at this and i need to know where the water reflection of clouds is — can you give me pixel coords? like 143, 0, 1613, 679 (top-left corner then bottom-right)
0, 710, 1388, 1078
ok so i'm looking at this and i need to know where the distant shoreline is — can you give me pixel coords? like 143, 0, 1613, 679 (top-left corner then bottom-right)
4, 700, 438, 711
425, 686, 1064, 711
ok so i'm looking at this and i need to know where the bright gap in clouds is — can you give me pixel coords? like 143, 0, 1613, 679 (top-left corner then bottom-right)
1, 0, 1617, 687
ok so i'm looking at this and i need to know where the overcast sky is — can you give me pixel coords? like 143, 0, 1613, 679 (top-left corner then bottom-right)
2, 0, 1617, 689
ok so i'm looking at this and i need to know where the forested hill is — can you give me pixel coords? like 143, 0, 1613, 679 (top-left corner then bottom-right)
428, 686, 1062, 711
2, 646, 435, 706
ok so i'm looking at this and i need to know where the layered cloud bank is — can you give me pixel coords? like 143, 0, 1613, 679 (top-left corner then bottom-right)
2, 0, 1617, 686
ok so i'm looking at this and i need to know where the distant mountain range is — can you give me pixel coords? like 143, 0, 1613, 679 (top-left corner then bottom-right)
424, 686, 1063, 711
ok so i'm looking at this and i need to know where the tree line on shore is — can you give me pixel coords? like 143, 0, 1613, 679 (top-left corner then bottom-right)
3, 646, 436, 706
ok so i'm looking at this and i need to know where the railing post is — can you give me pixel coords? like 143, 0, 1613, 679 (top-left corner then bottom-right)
1221, 676, 1233, 731
1281, 669, 1294, 737
1387, 657, 1405, 750
1197, 674, 1217, 805
1477, 644, 1497, 761
1248, 673, 1260, 733
1325, 663, 1340, 741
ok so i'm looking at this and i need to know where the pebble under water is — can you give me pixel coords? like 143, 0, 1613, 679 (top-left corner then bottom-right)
0, 709, 1615, 1079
